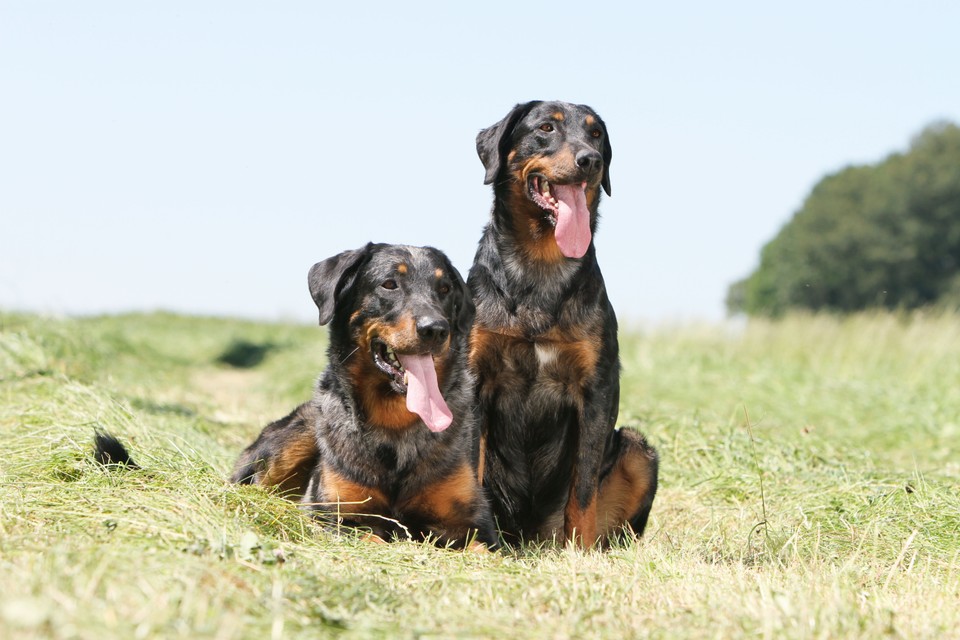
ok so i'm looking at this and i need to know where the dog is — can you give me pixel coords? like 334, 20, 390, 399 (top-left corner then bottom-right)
468, 101, 659, 547
231, 243, 497, 549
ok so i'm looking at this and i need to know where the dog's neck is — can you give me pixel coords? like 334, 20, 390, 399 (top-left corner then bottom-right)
469, 222, 599, 338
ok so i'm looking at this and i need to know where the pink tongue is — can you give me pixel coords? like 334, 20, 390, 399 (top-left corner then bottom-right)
398, 354, 453, 433
552, 182, 591, 258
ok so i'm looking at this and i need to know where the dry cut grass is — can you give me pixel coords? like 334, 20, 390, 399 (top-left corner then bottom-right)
1, 311, 958, 638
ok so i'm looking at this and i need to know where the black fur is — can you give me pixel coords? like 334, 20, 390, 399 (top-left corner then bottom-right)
232, 243, 497, 549
93, 430, 139, 469
469, 101, 658, 547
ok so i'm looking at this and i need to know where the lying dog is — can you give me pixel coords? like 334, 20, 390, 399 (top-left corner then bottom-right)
468, 101, 659, 547
232, 243, 497, 549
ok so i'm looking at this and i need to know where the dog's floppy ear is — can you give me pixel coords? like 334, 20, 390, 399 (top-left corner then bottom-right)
476, 101, 541, 185
595, 112, 613, 197
442, 254, 475, 337
307, 243, 374, 326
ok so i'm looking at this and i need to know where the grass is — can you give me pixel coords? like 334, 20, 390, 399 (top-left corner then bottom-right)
1, 310, 958, 639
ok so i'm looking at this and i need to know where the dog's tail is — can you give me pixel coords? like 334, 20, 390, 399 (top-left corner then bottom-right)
93, 430, 140, 469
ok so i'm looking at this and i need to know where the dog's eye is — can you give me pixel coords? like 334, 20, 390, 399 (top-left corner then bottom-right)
438, 284, 451, 295
591, 129, 602, 139
381, 279, 397, 290
539, 123, 554, 133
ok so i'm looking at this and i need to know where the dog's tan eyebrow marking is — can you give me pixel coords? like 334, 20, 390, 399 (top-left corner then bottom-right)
397, 263, 408, 275
435, 268, 444, 279
552, 111, 565, 121
585, 115, 596, 126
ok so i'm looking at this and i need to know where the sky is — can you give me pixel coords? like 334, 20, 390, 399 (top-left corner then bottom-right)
2, 2, 959, 325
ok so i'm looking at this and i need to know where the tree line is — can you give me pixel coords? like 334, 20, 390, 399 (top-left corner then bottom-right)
728, 121, 960, 316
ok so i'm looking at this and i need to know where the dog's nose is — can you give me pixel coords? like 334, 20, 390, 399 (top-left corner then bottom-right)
575, 149, 603, 176
416, 317, 450, 345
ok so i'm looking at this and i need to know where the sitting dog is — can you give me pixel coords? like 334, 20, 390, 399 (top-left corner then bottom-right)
232, 243, 497, 549
468, 101, 659, 547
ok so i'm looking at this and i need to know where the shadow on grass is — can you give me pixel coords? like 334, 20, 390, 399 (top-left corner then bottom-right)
215, 340, 280, 369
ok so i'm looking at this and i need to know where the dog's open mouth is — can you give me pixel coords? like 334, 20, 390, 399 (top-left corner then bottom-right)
371, 338, 453, 432
530, 175, 561, 223
528, 175, 592, 259
373, 338, 407, 392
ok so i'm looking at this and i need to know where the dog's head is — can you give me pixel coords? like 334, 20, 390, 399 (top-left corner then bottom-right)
476, 101, 612, 260
308, 243, 474, 432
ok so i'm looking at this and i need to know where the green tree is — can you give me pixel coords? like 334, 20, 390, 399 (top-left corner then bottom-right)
730, 122, 960, 316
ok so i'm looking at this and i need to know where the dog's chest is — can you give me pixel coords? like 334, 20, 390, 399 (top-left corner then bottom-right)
471, 323, 601, 404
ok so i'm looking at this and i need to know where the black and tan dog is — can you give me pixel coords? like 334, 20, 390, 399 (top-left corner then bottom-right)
232, 243, 497, 549
468, 101, 658, 547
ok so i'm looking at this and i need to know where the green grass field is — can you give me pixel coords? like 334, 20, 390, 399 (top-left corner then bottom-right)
2, 311, 958, 639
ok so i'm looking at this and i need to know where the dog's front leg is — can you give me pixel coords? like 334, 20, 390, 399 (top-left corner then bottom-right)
564, 377, 620, 548
557, 308, 621, 548
564, 450, 601, 547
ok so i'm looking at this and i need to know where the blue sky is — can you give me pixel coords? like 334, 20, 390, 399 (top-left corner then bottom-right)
2, 2, 958, 324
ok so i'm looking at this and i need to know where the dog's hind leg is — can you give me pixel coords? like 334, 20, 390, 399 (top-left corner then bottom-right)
596, 427, 659, 543
231, 403, 319, 498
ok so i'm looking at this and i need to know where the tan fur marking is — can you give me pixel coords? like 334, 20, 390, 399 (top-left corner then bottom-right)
369, 315, 415, 351
405, 464, 478, 523
585, 115, 595, 126
524, 224, 566, 264
520, 150, 578, 184
320, 466, 389, 513
469, 325, 513, 369
552, 111, 565, 121
469, 325, 528, 394
363, 389, 419, 429
477, 433, 486, 484
586, 183, 600, 208
435, 268, 444, 279
397, 263, 408, 275
540, 324, 602, 384
259, 429, 318, 495
564, 490, 599, 548
597, 437, 657, 538
361, 532, 388, 544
